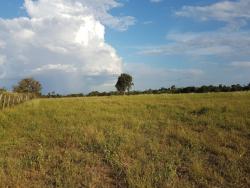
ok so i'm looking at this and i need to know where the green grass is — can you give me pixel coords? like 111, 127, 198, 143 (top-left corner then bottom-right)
0, 92, 249, 187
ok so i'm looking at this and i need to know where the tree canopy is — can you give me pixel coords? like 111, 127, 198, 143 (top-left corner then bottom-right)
115, 73, 134, 94
13, 78, 42, 95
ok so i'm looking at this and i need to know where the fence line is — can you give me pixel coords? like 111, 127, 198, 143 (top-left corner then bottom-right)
0, 92, 35, 110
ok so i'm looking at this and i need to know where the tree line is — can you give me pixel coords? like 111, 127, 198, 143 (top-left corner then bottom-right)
1, 74, 250, 98
85, 83, 250, 97
45, 73, 250, 97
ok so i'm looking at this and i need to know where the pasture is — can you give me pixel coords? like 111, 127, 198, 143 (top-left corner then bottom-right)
0, 92, 249, 187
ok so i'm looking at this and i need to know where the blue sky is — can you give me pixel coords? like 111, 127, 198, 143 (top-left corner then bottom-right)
0, 0, 250, 93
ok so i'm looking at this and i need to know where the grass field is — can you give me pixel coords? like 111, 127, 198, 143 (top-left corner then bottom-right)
0, 92, 249, 187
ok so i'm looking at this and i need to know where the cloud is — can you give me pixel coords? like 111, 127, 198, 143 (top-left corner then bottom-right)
142, 21, 153, 25
139, 0, 250, 63
136, 0, 250, 87
126, 61, 250, 89
24, 0, 136, 31
124, 63, 204, 90
231, 61, 250, 68
150, 0, 163, 3
0, 0, 135, 93
139, 31, 250, 59
176, 0, 250, 29
0, 55, 6, 78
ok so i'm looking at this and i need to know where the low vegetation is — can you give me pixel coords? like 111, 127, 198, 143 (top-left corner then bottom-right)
0, 92, 249, 187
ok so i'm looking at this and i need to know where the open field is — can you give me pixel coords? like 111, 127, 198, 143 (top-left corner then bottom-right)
0, 92, 249, 187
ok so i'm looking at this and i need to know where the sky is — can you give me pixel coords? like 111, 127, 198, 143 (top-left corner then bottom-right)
0, 0, 250, 94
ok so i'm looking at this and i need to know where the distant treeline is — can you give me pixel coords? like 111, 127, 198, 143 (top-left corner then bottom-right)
44, 83, 250, 98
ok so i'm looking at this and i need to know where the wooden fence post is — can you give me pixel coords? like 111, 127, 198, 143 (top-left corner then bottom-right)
0, 94, 2, 109
12, 96, 15, 107
2, 94, 6, 109
7, 95, 10, 108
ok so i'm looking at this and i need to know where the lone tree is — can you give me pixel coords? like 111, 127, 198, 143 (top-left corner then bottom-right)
115, 73, 134, 95
13, 78, 42, 95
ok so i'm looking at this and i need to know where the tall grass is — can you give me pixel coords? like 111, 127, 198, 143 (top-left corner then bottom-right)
0, 92, 249, 187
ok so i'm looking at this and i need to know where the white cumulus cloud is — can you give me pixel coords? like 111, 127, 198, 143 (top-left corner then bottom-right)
0, 0, 134, 93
